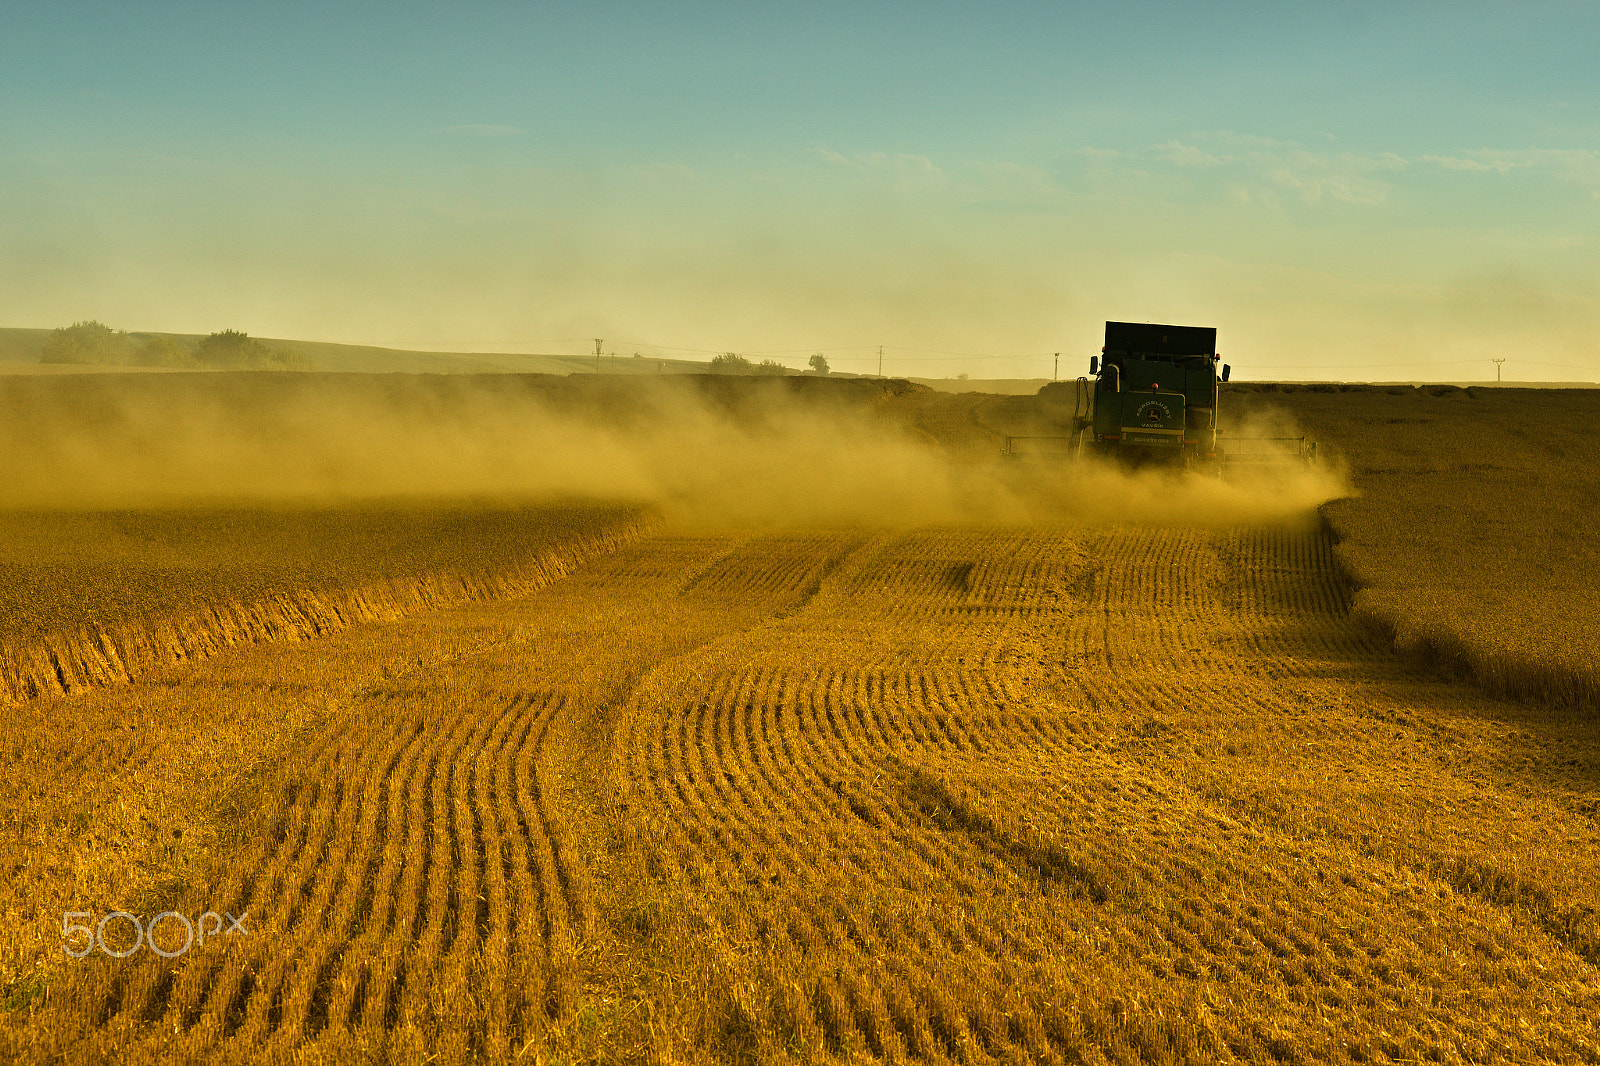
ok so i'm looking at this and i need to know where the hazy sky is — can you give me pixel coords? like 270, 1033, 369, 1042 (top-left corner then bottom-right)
2, 1, 1596, 379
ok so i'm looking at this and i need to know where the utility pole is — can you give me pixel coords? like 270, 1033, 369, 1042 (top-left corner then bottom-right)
594, 338, 603, 375
1493, 358, 1505, 383
878, 345, 884, 378
1054, 353, 1059, 381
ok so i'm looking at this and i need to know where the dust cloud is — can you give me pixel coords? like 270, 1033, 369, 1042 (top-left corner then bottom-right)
0, 374, 1346, 529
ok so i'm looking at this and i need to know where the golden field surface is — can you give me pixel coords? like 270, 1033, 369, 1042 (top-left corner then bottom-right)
0, 373, 1596, 1065
960, 381, 1600, 712
0, 503, 655, 704
0, 504, 653, 641
1232, 385, 1600, 712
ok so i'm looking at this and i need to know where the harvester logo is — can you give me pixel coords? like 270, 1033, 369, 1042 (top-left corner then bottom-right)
1136, 400, 1172, 426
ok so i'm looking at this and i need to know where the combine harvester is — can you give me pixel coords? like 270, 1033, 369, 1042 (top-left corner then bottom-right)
1014, 321, 1316, 472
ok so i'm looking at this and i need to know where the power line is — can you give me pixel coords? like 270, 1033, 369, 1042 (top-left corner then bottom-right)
608, 340, 727, 354
1508, 358, 1600, 372
613, 343, 1024, 362
727, 345, 882, 355
1250, 359, 1483, 370
488, 336, 1596, 378
1249, 357, 1597, 374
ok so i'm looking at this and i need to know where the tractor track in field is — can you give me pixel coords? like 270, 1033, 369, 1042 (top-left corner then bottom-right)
34, 523, 1600, 1063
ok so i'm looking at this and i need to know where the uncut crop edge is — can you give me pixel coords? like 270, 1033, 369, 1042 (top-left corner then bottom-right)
0, 509, 661, 707
1320, 508, 1598, 714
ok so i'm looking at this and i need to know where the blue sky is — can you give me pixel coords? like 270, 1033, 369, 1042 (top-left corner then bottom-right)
2, 1, 1596, 378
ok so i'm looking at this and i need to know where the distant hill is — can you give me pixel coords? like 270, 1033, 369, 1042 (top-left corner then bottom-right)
6, 328, 1587, 384
0, 327, 710, 375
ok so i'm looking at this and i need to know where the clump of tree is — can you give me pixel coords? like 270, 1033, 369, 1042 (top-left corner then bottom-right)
194, 330, 311, 370
40, 321, 136, 365
710, 352, 752, 374
132, 335, 194, 368
708, 352, 789, 375
808, 353, 830, 375
39, 321, 308, 369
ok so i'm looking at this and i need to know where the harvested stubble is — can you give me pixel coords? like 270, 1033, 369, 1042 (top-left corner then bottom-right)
8, 522, 1598, 1063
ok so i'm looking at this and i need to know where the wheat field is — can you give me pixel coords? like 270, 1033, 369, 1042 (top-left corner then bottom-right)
2, 375, 1597, 1064
6, 521, 1597, 1063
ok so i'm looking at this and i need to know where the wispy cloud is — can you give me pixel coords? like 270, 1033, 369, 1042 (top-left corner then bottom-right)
439, 124, 524, 137
807, 147, 948, 195
1150, 141, 1225, 167
810, 147, 943, 177
1262, 150, 1407, 205
1424, 154, 1501, 173
1138, 137, 1407, 205
1423, 149, 1600, 193
1424, 148, 1598, 172
1144, 136, 1600, 205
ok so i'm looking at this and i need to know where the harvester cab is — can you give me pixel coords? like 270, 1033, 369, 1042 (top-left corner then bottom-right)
1073, 321, 1222, 466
